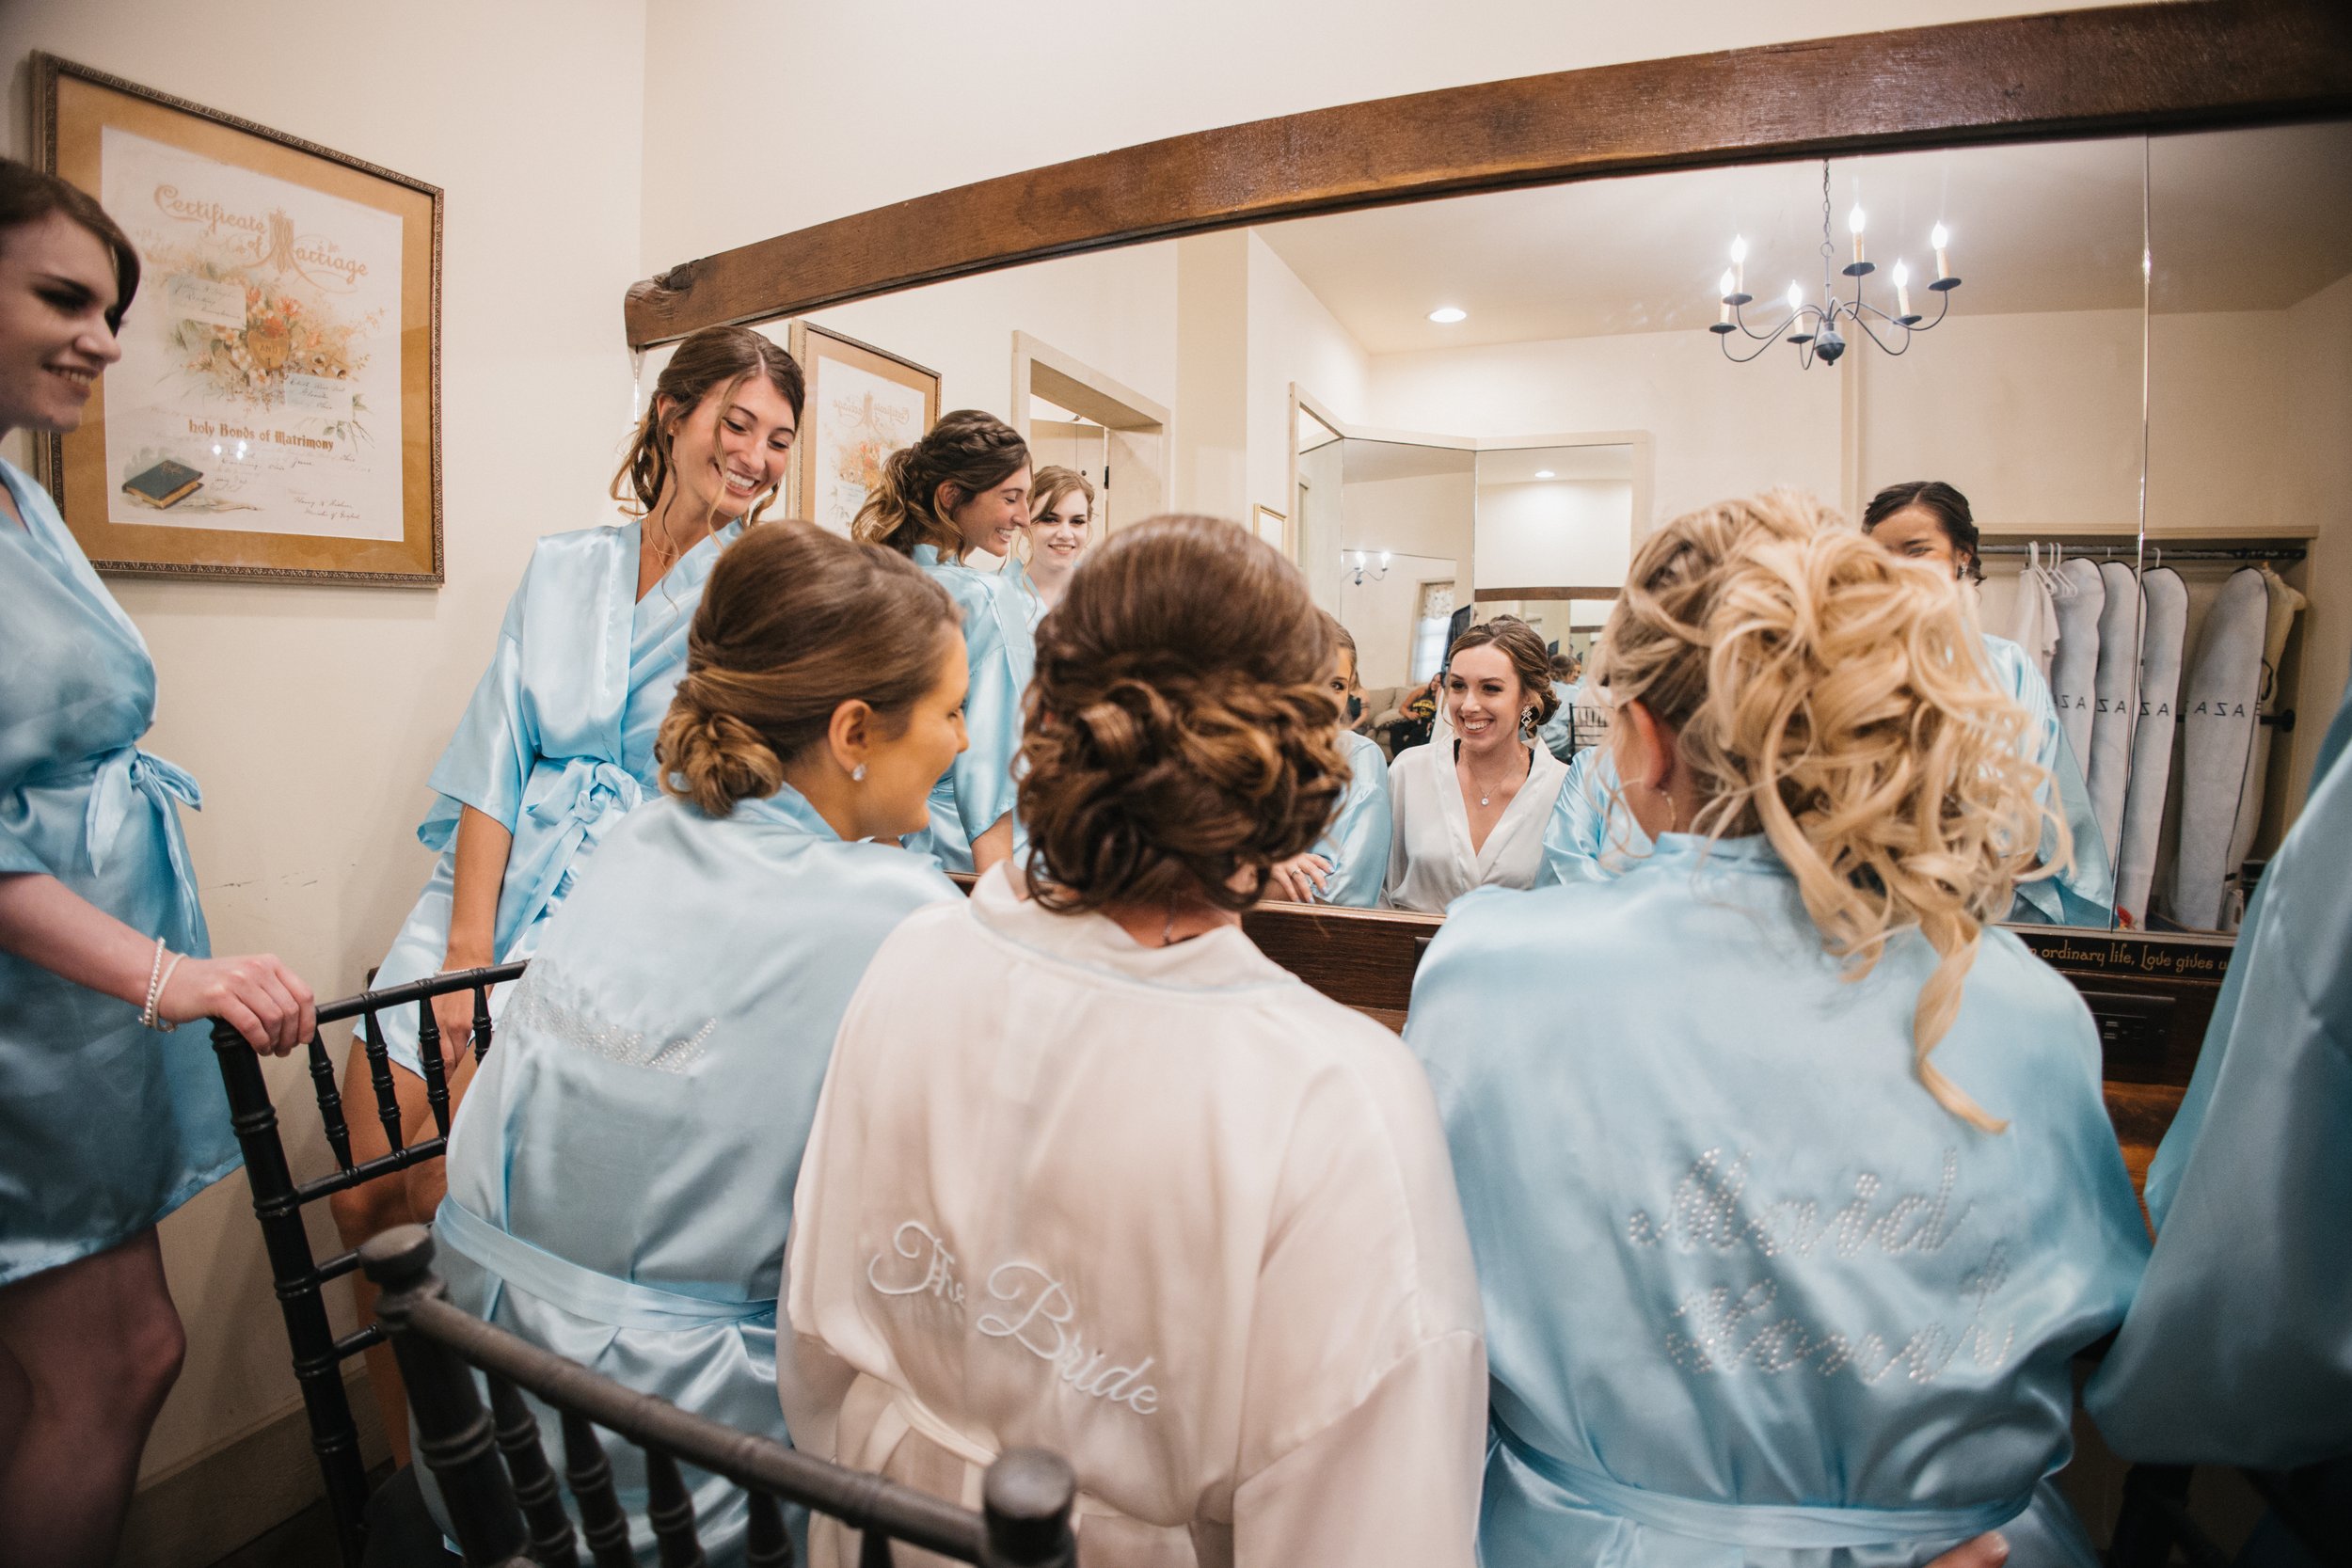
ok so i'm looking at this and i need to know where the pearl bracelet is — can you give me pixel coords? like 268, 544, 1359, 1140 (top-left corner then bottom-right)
140, 936, 183, 1033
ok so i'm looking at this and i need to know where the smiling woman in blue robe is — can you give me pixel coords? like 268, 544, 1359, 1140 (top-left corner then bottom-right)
0, 163, 317, 1565
327, 325, 806, 1459
421, 521, 968, 1562
853, 410, 1034, 874
1408, 494, 2147, 1568
1267, 617, 1393, 908
1863, 482, 2112, 926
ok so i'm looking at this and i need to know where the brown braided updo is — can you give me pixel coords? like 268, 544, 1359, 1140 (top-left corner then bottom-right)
1019, 515, 1346, 914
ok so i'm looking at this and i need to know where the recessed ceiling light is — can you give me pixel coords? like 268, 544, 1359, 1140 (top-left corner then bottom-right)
1427, 306, 1467, 324
1534, 469, 1556, 479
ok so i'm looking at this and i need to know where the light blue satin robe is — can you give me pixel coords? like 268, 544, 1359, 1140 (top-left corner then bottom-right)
904, 545, 1033, 873
1534, 637, 2116, 927
431, 786, 959, 1561
1537, 680, 1580, 763
1307, 729, 1393, 908
1537, 745, 1645, 887
367, 519, 739, 1074
2084, 676, 2352, 1467
1002, 552, 1047, 633
0, 460, 241, 1285
1982, 634, 2113, 927
1407, 833, 2148, 1568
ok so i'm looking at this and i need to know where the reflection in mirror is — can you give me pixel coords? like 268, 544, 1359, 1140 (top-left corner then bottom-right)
665, 133, 2188, 931
1839, 135, 2152, 930
2139, 119, 2352, 935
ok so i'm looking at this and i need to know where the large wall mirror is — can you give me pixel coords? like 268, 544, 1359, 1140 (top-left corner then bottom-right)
633, 92, 2349, 949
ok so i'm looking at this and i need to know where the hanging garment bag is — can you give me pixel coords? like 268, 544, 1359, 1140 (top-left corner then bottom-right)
2115, 568, 2185, 927
2049, 557, 2106, 785
2218, 568, 2309, 927
2167, 567, 2268, 929
2008, 543, 2059, 682
2086, 560, 2140, 867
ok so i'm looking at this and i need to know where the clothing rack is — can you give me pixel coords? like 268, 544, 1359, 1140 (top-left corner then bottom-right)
1979, 540, 2308, 564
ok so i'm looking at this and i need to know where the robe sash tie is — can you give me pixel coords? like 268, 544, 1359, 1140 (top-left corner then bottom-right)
83, 747, 204, 932
435, 1196, 775, 1331
493, 756, 641, 958
1493, 1416, 2030, 1550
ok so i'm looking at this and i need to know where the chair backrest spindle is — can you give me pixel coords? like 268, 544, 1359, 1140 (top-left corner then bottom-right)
487, 1372, 581, 1567
364, 1226, 532, 1567
415, 997, 453, 1138
562, 1407, 639, 1568
307, 1036, 354, 1171
744, 1492, 794, 1568
645, 1449, 709, 1568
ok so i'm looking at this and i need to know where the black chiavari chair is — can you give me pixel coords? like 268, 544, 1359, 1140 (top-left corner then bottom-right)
2107, 1458, 2351, 1568
210, 961, 529, 1567
359, 1225, 1080, 1568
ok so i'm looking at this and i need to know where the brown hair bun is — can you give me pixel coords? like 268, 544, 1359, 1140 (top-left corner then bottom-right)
658, 520, 957, 816
1020, 515, 1344, 913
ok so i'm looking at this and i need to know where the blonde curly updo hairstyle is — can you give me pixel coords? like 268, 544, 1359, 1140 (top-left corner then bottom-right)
1021, 515, 1346, 915
1590, 489, 2062, 1133
850, 409, 1029, 562
658, 521, 957, 816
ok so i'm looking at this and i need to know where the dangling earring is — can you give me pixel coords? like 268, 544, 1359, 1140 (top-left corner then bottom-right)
850, 763, 867, 783
1521, 705, 1538, 733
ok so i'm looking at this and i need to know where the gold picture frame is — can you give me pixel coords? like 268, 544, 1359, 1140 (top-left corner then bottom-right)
786, 320, 941, 535
34, 54, 443, 584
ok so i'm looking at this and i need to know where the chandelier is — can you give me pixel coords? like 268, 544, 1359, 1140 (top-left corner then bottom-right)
1710, 160, 1961, 367
1343, 549, 1392, 585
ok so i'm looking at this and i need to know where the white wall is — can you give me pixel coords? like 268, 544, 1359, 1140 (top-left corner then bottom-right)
1368, 326, 1844, 526
1476, 478, 1634, 588
1341, 468, 1476, 566
1860, 308, 2146, 531
2275, 275, 2352, 803
801, 245, 1179, 435
1342, 552, 1459, 689
2, 0, 651, 1497
1247, 232, 1374, 515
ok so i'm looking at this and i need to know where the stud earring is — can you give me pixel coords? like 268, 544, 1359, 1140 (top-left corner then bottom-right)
851, 764, 867, 783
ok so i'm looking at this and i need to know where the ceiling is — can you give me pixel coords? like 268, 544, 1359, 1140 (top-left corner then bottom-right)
1340, 438, 1472, 484
1478, 444, 1633, 485
1254, 122, 2352, 355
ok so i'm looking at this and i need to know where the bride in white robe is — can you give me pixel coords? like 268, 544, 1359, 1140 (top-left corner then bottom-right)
785, 515, 1486, 1568
1385, 617, 1567, 912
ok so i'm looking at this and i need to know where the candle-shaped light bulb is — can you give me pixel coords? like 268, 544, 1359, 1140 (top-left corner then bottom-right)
1848, 203, 1867, 265
1931, 223, 1951, 280
1380, 551, 1392, 568
1718, 269, 1735, 323
1728, 234, 1748, 293
1893, 259, 1912, 317
1787, 280, 1805, 315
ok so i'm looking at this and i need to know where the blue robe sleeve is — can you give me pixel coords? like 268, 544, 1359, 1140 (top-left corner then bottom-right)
1986, 635, 2114, 926
1537, 747, 1643, 887
945, 574, 1033, 844
1315, 734, 1394, 908
2084, 681, 2352, 1467
1536, 681, 1579, 763
419, 560, 541, 850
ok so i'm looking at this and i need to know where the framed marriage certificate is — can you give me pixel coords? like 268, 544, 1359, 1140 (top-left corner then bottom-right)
34, 55, 444, 583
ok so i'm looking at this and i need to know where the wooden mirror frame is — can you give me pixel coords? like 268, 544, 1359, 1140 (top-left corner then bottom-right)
623, 0, 2352, 347
675, 1, 2350, 1185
